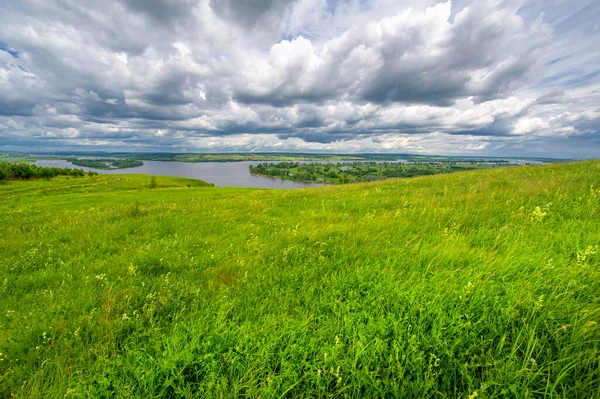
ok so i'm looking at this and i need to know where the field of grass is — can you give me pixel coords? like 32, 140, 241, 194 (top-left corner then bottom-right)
1, 162, 599, 398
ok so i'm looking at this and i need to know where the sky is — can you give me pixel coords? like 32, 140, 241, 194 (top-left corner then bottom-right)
0, 0, 599, 157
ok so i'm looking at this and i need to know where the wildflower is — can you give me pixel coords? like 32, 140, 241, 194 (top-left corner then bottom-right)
334, 366, 342, 386
463, 281, 474, 299
468, 391, 478, 399
534, 295, 544, 311
530, 206, 547, 222
577, 245, 598, 266
127, 263, 137, 276
530, 358, 537, 366
577, 251, 587, 265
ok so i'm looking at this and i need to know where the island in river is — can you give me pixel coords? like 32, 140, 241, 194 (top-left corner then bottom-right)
249, 161, 513, 184
66, 157, 144, 170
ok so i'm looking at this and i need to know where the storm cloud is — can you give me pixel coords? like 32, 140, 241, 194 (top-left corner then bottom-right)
0, 0, 599, 156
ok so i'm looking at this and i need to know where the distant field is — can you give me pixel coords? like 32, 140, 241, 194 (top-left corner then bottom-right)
139, 153, 364, 162
0, 151, 37, 163
1, 162, 599, 397
32, 153, 366, 163
26, 151, 564, 164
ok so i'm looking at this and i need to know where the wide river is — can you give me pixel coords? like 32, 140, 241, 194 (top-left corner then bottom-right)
34, 159, 325, 189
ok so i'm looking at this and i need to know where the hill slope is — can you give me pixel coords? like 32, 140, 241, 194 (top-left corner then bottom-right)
1, 163, 599, 398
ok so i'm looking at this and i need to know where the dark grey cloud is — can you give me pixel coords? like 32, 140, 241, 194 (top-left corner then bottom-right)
210, 0, 295, 30
0, 100, 36, 117
123, 0, 198, 26
536, 90, 569, 105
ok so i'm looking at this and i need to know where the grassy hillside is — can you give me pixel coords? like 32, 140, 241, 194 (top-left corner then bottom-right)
0, 163, 599, 398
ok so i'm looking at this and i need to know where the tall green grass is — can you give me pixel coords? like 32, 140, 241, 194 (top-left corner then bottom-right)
0, 164, 599, 398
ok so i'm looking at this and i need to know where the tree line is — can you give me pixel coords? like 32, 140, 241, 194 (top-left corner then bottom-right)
249, 161, 494, 184
67, 158, 143, 169
0, 162, 97, 182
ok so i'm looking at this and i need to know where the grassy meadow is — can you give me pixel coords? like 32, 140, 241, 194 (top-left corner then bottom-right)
0, 162, 599, 398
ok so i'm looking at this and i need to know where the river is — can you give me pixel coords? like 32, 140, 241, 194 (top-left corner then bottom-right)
33, 160, 326, 189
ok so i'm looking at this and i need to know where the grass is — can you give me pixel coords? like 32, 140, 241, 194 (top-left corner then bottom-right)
0, 163, 599, 398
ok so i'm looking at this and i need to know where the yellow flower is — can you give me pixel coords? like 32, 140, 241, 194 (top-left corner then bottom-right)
530, 206, 547, 222
127, 263, 137, 276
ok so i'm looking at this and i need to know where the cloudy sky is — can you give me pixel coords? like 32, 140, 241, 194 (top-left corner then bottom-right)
0, 0, 599, 156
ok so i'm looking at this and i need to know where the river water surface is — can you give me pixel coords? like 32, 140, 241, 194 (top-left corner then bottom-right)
34, 159, 325, 189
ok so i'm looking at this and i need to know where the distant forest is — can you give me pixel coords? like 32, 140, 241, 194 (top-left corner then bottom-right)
249, 161, 506, 184
0, 162, 94, 181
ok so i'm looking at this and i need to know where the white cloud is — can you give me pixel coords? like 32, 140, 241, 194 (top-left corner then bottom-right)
0, 0, 598, 156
